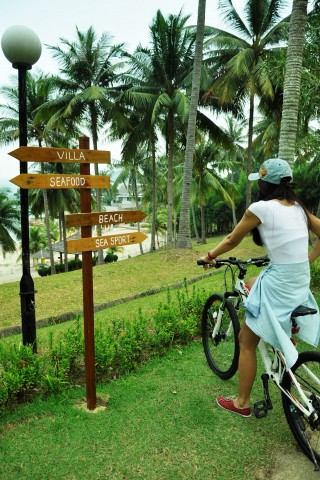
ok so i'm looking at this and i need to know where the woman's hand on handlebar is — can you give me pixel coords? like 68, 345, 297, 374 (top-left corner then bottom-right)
198, 255, 217, 268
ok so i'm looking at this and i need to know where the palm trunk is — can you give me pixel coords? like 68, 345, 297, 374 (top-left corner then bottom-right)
149, 135, 157, 253
132, 169, 144, 255
40, 162, 56, 274
278, 0, 308, 166
246, 87, 254, 208
200, 205, 206, 244
166, 111, 174, 249
173, 211, 177, 246
176, 0, 206, 249
61, 211, 68, 272
191, 204, 201, 243
230, 172, 237, 229
91, 107, 104, 265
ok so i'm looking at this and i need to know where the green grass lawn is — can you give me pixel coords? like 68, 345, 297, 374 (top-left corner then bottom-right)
1, 238, 319, 479
0, 341, 295, 480
0, 236, 267, 330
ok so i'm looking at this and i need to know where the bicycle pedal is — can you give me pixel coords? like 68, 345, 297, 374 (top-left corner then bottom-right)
254, 400, 269, 419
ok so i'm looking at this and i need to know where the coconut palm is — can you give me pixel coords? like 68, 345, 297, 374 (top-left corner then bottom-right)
205, 0, 289, 206
0, 188, 20, 257
0, 72, 62, 273
29, 161, 80, 272
122, 10, 198, 248
219, 115, 246, 227
177, 0, 207, 249
29, 226, 47, 254
191, 137, 234, 243
34, 26, 127, 263
112, 149, 147, 254
278, 0, 309, 165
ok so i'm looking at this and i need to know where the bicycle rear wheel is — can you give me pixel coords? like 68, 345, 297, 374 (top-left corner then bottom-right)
282, 351, 320, 465
201, 293, 240, 380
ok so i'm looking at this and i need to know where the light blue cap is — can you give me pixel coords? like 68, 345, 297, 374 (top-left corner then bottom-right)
248, 158, 293, 185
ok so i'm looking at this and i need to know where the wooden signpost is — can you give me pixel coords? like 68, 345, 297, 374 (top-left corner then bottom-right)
9, 139, 147, 411
10, 173, 110, 189
65, 210, 147, 228
9, 146, 111, 164
66, 232, 148, 254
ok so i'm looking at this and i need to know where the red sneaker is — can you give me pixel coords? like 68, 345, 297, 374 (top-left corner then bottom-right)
216, 396, 251, 417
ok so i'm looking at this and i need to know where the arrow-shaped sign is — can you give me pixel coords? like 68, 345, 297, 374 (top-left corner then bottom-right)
65, 210, 147, 228
8, 146, 111, 164
66, 232, 148, 253
10, 174, 110, 189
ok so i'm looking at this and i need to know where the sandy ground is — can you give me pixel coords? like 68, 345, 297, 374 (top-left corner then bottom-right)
0, 226, 158, 285
256, 450, 320, 480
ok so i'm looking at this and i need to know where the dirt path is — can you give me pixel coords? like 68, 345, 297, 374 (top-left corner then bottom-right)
255, 450, 319, 479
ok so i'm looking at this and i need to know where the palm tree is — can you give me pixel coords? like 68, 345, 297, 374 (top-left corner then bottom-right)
278, 0, 309, 165
35, 26, 126, 263
109, 103, 159, 253
29, 161, 80, 272
112, 150, 147, 255
205, 0, 289, 206
220, 115, 246, 227
191, 137, 234, 243
123, 10, 198, 248
29, 226, 47, 254
0, 188, 20, 257
177, 0, 207, 249
0, 72, 60, 273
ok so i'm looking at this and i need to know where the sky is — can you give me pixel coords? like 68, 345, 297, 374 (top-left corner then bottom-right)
0, 0, 293, 188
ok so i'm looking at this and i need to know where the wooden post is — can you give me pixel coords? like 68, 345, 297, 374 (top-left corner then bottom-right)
79, 136, 96, 410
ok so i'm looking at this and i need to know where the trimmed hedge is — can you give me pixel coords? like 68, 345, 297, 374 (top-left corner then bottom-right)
0, 283, 208, 412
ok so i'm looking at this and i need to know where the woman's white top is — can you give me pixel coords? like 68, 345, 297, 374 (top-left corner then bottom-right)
245, 200, 320, 369
248, 200, 309, 264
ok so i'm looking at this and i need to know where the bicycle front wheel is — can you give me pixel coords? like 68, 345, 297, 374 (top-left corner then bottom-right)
282, 351, 320, 465
201, 293, 240, 380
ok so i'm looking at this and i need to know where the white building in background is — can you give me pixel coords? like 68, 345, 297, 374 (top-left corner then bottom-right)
111, 183, 143, 210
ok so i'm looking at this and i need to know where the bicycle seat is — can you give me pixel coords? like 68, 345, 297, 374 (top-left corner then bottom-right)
291, 305, 318, 318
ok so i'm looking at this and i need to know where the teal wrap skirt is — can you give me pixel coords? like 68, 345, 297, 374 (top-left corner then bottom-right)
244, 261, 320, 369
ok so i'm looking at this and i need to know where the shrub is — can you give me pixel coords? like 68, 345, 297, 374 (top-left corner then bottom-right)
311, 262, 320, 292
0, 284, 209, 411
68, 259, 83, 271
37, 266, 50, 277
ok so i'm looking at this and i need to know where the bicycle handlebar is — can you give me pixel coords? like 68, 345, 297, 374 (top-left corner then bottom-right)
197, 256, 270, 269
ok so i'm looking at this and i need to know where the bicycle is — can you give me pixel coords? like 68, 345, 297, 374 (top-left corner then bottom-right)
197, 256, 320, 471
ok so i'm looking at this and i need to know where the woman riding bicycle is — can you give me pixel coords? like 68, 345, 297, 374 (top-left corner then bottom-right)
201, 158, 320, 417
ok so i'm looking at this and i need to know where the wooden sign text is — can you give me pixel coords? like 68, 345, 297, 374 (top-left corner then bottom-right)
66, 232, 148, 253
9, 146, 111, 164
65, 210, 147, 227
10, 174, 110, 189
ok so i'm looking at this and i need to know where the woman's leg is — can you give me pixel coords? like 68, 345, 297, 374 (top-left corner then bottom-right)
234, 322, 260, 409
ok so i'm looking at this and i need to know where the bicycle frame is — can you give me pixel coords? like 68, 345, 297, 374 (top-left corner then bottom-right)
226, 275, 320, 421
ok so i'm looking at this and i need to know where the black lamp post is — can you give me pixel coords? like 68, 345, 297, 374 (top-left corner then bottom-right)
1, 25, 41, 351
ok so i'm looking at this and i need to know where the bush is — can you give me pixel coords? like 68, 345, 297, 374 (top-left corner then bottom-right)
37, 257, 97, 276
311, 262, 320, 292
0, 283, 209, 411
37, 266, 50, 277
104, 253, 118, 263
68, 259, 82, 271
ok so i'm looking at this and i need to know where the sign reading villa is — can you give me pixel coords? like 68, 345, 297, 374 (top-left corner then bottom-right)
9, 146, 111, 164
